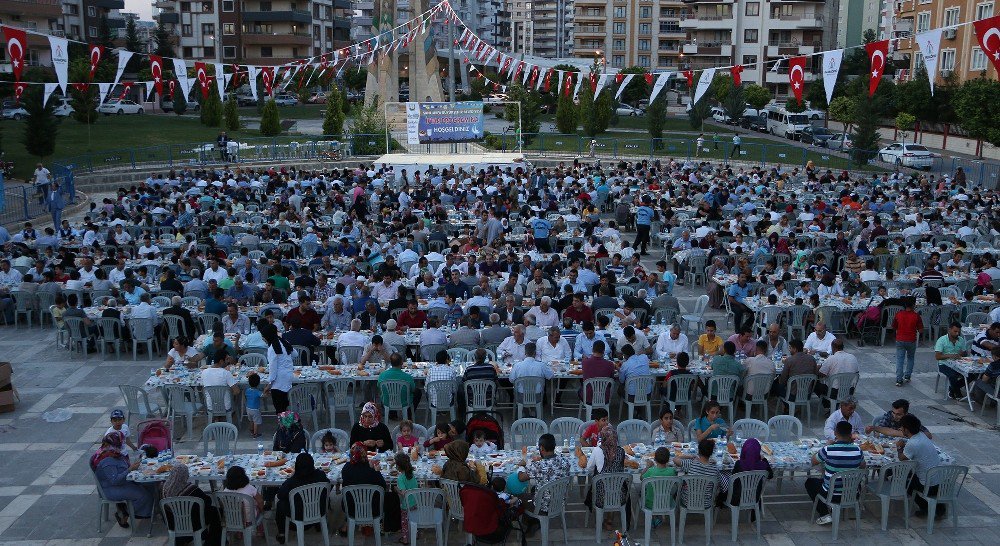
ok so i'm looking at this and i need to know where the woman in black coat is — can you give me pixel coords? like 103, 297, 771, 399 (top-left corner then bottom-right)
349, 402, 394, 453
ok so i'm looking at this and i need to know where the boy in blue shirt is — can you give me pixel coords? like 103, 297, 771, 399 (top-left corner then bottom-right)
245, 374, 263, 439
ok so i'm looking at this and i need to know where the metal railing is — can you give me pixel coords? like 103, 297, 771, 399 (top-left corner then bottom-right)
0, 170, 75, 227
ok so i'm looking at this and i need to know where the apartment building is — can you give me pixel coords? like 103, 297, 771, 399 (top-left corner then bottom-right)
155, 0, 350, 63
61, 0, 126, 43
531, 0, 572, 57
509, 0, 532, 54
0, 0, 64, 68
679, 0, 834, 96
571, 0, 689, 71
893, 0, 997, 84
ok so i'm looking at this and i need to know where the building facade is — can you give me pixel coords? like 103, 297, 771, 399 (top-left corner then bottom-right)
570, 0, 688, 72
893, 0, 997, 84
531, 0, 573, 58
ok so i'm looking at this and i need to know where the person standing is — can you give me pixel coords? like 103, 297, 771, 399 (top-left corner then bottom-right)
730, 134, 742, 159
892, 297, 923, 386
633, 195, 654, 256
262, 324, 296, 413
33, 163, 51, 204
47, 179, 65, 229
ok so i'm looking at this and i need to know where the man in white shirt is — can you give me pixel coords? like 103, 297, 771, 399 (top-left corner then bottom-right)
573, 321, 608, 359
337, 319, 369, 348
536, 327, 571, 362
419, 317, 450, 347
525, 296, 560, 328
818, 339, 859, 377
372, 274, 401, 302
655, 324, 689, 358
201, 351, 239, 412
497, 325, 528, 365
618, 326, 652, 356
859, 261, 881, 283
137, 236, 161, 258
112, 225, 133, 245
804, 322, 836, 357
823, 397, 864, 440
464, 286, 493, 313
202, 259, 228, 284
508, 342, 554, 394
77, 259, 98, 284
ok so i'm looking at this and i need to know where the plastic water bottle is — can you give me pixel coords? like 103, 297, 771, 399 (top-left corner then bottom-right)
257, 443, 264, 456
563, 438, 569, 451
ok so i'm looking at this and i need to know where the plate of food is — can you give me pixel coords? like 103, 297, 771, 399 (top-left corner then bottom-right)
174, 455, 197, 464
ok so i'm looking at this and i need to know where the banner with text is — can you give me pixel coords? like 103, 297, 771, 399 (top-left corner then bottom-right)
405, 101, 484, 144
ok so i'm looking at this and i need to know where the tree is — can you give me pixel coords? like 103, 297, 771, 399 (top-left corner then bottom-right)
68, 59, 99, 124
953, 77, 1000, 149
172, 88, 188, 115
97, 16, 114, 50
895, 68, 933, 122
349, 96, 390, 154
125, 18, 144, 53
259, 99, 281, 136
895, 112, 916, 142
224, 97, 240, 131
743, 84, 771, 111
851, 94, 881, 166
554, 85, 577, 134
828, 96, 858, 134
647, 97, 666, 149
200, 91, 222, 127
688, 95, 711, 130
154, 23, 176, 58
805, 81, 828, 110
504, 82, 542, 141
784, 98, 806, 113
578, 75, 612, 137
711, 74, 735, 103
323, 83, 346, 135
722, 83, 746, 123
21, 87, 57, 159
342, 68, 367, 92
617, 66, 650, 105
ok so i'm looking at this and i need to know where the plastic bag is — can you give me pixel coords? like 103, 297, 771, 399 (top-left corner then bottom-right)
42, 408, 73, 423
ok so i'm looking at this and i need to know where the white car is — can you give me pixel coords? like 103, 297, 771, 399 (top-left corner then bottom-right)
273, 94, 299, 106
53, 99, 74, 117
483, 93, 508, 104
878, 143, 935, 169
616, 104, 643, 116
98, 99, 144, 115
1, 105, 27, 120
826, 133, 853, 150
710, 106, 732, 123
802, 108, 826, 121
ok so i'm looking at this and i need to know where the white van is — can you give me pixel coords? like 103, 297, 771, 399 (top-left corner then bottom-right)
764, 106, 811, 139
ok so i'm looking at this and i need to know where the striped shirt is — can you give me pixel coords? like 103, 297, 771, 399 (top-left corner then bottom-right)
817, 442, 864, 494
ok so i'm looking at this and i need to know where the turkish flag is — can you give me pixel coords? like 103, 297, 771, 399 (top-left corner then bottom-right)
644, 73, 654, 86
788, 56, 806, 105
194, 62, 210, 99
973, 15, 1000, 74
120, 81, 133, 100
231, 64, 243, 87
88, 44, 104, 80
865, 39, 889, 97
2, 26, 28, 82
730, 65, 744, 86
72, 83, 89, 93
543, 69, 554, 92
149, 55, 164, 96
261, 67, 275, 96
500, 56, 512, 77
614, 73, 624, 85
319, 54, 329, 69
682, 70, 694, 87
167, 79, 176, 98
13, 81, 27, 103
564, 72, 574, 97
591, 72, 599, 92
513, 62, 525, 82
528, 65, 540, 87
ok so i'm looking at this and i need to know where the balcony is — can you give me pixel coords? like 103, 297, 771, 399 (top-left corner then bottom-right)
0, 0, 62, 18
679, 14, 734, 29
575, 25, 606, 37
768, 12, 824, 29
766, 42, 820, 56
242, 10, 312, 24
153, 0, 173, 7
243, 32, 312, 46
157, 12, 180, 24
92, 0, 124, 8
574, 11, 605, 22
683, 42, 731, 56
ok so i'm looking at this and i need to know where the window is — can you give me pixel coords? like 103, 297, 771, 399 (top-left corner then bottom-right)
260, 1, 272, 12
183, 46, 194, 57
971, 47, 988, 70
940, 49, 956, 70
70, 25, 80, 37
639, 55, 650, 67
944, 7, 960, 26
583, 8, 601, 16
201, 23, 215, 36
261, 46, 273, 57
639, 23, 651, 34
742, 54, 757, 65
746, 2, 759, 16
65, 4, 78, 15
658, 56, 674, 67
640, 6, 651, 18
223, 23, 235, 35
203, 46, 215, 57
613, 22, 625, 34
180, 2, 190, 12
291, 47, 299, 57
638, 39, 650, 51
223, 46, 236, 58
715, 4, 732, 17
613, 38, 625, 50
916, 12, 930, 33
661, 22, 680, 32
182, 24, 192, 37
664, 8, 675, 16
744, 29, 758, 43
201, 2, 213, 12
613, 7, 626, 17
223, 0, 234, 11
612, 55, 624, 66
977, 2, 994, 20
88, 26, 96, 37
913, 52, 924, 71
87, 6, 96, 16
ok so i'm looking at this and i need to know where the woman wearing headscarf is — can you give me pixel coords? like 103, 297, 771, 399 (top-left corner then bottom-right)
729, 438, 774, 519
161, 464, 222, 545
340, 442, 398, 536
706, 256, 728, 309
261, 322, 297, 413
91, 432, 156, 526
274, 453, 330, 544
581, 426, 638, 531
431, 440, 488, 484
349, 402, 394, 453
273, 411, 307, 454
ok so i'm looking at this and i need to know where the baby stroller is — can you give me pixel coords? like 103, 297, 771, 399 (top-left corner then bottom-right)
460, 483, 525, 546
136, 419, 173, 454
466, 412, 504, 449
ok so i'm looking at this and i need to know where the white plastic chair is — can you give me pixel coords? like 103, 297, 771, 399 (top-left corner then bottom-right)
163, 384, 204, 440
780, 374, 817, 425
616, 419, 652, 445
742, 374, 774, 420
324, 378, 357, 429
380, 380, 414, 421
679, 474, 717, 544
579, 377, 615, 420
119, 384, 162, 429
723, 470, 768, 541
464, 379, 497, 413
550, 417, 585, 446
523, 476, 572, 546
93, 471, 142, 536
663, 374, 698, 421
309, 428, 350, 453
809, 468, 866, 540
288, 383, 323, 432
622, 375, 656, 420
732, 418, 769, 441
640, 476, 680, 546
866, 460, 915, 531
707, 375, 741, 423
215, 491, 268, 546
588, 472, 632, 541
510, 418, 548, 449
424, 379, 458, 423
403, 488, 446, 546
286, 482, 331, 546
915, 465, 968, 534
343, 484, 384, 546
440, 479, 474, 546
202, 422, 239, 456
161, 496, 208, 546
514, 376, 546, 419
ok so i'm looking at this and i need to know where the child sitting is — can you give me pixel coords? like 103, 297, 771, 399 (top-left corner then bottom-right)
107, 409, 138, 451
491, 476, 520, 507
641, 447, 677, 527
468, 430, 497, 457
395, 420, 420, 450
423, 422, 452, 451
319, 431, 339, 454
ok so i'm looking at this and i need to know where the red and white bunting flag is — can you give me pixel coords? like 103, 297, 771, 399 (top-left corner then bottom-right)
194, 61, 210, 99
644, 73, 654, 86
543, 69, 554, 92
563, 72, 574, 97
261, 67, 275, 96
2, 26, 28, 82
730, 64, 744, 86
682, 70, 694, 87
788, 56, 806, 105
119, 81, 133, 100
13, 81, 27, 103
513, 61, 525, 82
149, 55, 164, 96
167, 79, 176, 98
88, 44, 104, 80
865, 39, 889, 97
973, 15, 1000, 74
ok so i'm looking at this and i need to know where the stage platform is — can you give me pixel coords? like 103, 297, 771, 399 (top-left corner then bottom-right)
373, 152, 530, 181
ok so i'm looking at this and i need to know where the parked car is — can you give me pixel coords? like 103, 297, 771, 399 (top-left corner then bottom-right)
1, 102, 28, 120
826, 132, 853, 150
799, 125, 834, 146
236, 93, 257, 106
53, 99, 74, 117
273, 94, 299, 106
878, 143, 935, 169
802, 108, 826, 121
346, 90, 363, 103
616, 104, 643, 116
740, 113, 767, 132
484, 93, 508, 104
97, 99, 144, 115
710, 106, 732, 124
307, 92, 327, 104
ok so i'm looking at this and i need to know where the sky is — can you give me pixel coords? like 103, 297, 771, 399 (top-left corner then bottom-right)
125, 0, 154, 22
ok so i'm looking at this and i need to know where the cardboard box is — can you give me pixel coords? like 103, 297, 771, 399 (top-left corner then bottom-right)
0, 362, 10, 390
0, 384, 15, 414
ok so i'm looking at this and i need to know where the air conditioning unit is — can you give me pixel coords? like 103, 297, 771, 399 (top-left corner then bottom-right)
940, 69, 953, 77
943, 28, 956, 39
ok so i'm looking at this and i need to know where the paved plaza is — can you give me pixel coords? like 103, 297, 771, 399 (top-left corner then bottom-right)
1, 280, 1000, 546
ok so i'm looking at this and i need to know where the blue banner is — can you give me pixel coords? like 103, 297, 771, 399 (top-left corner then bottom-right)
407, 101, 484, 144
